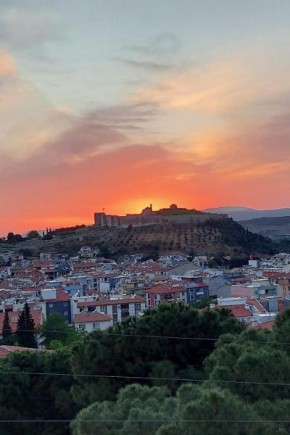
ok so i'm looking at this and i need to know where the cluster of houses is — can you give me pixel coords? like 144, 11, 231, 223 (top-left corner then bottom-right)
0, 248, 290, 338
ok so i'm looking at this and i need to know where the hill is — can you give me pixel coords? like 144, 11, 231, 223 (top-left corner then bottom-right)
9, 216, 290, 258
203, 206, 290, 221
240, 216, 290, 240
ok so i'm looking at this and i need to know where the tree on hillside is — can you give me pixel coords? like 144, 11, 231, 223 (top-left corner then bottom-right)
16, 303, 37, 348
27, 230, 40, 239
2, 310, 13, 344
42, 233, 53, 240
7, 232, 23, 243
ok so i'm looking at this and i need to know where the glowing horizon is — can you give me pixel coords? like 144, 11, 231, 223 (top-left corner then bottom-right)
1, 1, 290, 235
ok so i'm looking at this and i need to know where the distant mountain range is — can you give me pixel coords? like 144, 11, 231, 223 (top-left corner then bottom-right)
203, 206, 290, 221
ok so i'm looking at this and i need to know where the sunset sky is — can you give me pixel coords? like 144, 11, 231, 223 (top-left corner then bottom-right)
1, 0, 290, 234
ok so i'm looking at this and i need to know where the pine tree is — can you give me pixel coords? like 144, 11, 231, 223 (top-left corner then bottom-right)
2, 310, 12, 343
16, 302, 37, 348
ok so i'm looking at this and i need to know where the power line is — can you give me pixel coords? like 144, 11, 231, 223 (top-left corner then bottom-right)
1, 370, 290, 387
0, 419, 290, 424
2, 329, 290, 347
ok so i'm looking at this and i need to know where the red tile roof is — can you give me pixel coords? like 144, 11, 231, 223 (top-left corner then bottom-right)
77, 296, 145, 308
246, 298, 267, 314
257, 321, 274, 330
263, 272, 290, 279
74, 312, 112, 323
45, 292, 70, 303
146, 284, 185, 294
226, 305, 253, 318
33, 260, 53, 269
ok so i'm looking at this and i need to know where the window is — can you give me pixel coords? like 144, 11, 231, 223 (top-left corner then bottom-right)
93, 322, 100, 329
79, 324, 85, 329
64, 302, 69, 307
135, 303, 141, 312
49, 303, 53, 308
64, 311, 68, 316
100, 306, 107, 314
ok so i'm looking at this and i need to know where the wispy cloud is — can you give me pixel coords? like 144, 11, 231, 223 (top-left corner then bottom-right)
130, 32, 181, 56
120, 58, 173, 72
130, 49, 290, 114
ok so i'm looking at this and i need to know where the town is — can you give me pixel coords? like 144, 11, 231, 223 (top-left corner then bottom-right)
1, 241, 290, 350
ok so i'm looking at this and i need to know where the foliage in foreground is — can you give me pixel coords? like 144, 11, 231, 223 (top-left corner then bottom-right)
71, 383, 285, 435
2, 305, 290, 434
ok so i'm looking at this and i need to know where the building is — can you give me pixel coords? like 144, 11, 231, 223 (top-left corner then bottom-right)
74, 311, 113, 332
146, 283, 187, 308
41, 289, 71, 323
75, 295, 146, 325
217, 297, 276, 327
94, 204, 227, 228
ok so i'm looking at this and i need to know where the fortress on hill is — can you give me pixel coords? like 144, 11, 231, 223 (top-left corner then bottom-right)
94, 204, 228, 228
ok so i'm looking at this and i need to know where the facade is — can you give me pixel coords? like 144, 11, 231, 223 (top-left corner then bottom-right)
75, 296, 146, 325
74, 311, 113, 332
185, 281, 209, 303
42, 289, 71, 323
146, 284, 187, 309
145, 278, 209, 308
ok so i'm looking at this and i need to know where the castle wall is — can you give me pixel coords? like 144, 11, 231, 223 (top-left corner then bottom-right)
95, 210, 227, 228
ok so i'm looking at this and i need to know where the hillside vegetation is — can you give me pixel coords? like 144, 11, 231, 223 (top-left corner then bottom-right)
8, 217, 290, 258
240, 216, 290, 239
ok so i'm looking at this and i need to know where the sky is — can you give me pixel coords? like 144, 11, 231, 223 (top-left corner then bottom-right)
1, 0, 290, 234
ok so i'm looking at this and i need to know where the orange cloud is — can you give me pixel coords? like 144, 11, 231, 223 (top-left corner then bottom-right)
131, 49, 290, 116
0, 48, 15, 76
1, 46, 290, 234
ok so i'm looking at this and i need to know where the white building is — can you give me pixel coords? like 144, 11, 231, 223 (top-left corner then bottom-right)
74, 295, 146, 325
74, 311, 113, 332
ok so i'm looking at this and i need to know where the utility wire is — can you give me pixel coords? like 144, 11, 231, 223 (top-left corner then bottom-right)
2, 329, 289, 347
0, 419, 290, 424
0, 370, 290, 387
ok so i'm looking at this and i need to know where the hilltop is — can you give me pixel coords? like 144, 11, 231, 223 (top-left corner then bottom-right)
5, 216, 290, 258
204, 206, 290, 221
240, 216, 290, 240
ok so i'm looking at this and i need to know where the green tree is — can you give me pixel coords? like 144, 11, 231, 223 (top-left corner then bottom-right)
7, 232, 14, 241
71, 383, 278, 435
40, 313, 85, 349
16, 303, 37, 348
2, 311, 13, 344
205, 329, 290, 402
273, 309, 290, 346
26, 230, 40, 239
43, 233, 53, 240
0, 349, 77, 435
71, 303, 245, 407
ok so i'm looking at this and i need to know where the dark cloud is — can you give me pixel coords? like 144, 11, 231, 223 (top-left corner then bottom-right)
130, 32, 181, 56
120, 59, 173, 72
84, 103, 157, 126
118, 32, 181, 76
4, 102, 158, 178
